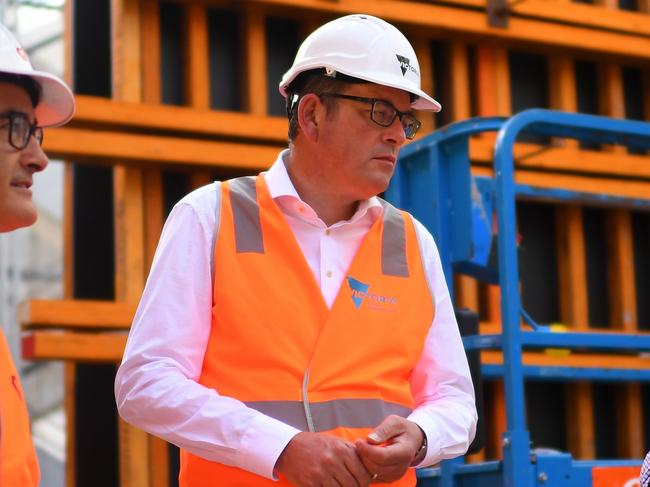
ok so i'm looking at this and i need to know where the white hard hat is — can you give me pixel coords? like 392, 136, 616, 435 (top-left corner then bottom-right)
279, 14, 441, 112
0, 23, 75, 127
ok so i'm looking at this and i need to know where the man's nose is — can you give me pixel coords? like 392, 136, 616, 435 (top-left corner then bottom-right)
20, 135, 48, 173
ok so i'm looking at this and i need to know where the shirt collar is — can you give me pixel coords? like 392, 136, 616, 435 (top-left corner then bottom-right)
264, 149, 383, 226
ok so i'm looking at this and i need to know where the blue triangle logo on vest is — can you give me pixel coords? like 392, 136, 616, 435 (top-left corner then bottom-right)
346, 276, 370, 309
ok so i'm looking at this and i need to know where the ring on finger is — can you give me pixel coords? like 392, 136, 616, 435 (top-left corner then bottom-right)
371, 473, 379, 480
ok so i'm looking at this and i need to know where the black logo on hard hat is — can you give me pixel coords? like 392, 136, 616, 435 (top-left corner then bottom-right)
396, 54, 418, 77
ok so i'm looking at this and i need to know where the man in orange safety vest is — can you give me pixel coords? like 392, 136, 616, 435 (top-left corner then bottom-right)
0, 22, 75, 487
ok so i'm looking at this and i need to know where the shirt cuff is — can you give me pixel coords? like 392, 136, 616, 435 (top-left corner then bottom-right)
236, 413, 301, 479
407, 410, 443, 468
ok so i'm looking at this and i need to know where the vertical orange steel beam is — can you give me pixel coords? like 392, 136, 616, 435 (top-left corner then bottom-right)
556, 206, 595, 459
112, 1, 149, 486
412, 37, 435, 135
184, 4, 213, 190
62, 5, 77, 486
139, 4, 169, 486
450, 40, 471, 122
606, 210, 643, 458
474, 43, 509, 461
243, 6, 268, 116
549, 55, 594, 460
599, 62, 643, 460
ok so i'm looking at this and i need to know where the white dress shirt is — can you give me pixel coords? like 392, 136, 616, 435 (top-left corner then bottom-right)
115, 150, 477, 480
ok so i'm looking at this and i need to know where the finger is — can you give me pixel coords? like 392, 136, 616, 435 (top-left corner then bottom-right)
367, 415, 406, 444
344, 448, 372, 486
332, 463, 363, 487
356, 439, 409, 468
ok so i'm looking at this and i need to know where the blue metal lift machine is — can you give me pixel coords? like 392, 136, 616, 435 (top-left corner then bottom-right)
385, 109, 650, 486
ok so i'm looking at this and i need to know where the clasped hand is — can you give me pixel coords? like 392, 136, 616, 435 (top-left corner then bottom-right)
275, 415, 423, 486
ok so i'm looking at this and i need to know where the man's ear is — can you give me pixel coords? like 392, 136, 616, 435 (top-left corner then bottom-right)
297, 93, 322, 142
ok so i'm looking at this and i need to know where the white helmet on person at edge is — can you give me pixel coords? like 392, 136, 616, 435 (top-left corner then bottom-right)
279, 14, 441, 112
0, 22, 75, 127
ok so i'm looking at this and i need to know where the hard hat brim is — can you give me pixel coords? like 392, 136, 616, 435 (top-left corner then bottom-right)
2, 67, 76, 127
280, 63, 441, 113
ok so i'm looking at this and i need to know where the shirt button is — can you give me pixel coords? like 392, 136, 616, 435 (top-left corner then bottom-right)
326, 271, 333, 278
325, 229, 331, 236
299, 206, 305, 213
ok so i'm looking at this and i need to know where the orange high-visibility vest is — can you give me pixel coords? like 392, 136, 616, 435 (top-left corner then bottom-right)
0, 330, 40, 487
180, 175, 434, 487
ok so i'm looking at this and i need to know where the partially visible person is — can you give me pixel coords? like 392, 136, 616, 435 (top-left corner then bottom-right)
116, 13, 476, 487
641, 451, 650, 487
0, 22, 75, 486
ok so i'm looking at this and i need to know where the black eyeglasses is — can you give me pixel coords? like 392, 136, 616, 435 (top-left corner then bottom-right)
319, 93, 421, 140
0, 111, 43, 150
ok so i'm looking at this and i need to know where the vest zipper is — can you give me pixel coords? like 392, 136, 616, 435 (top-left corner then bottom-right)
302, 369, 315, 432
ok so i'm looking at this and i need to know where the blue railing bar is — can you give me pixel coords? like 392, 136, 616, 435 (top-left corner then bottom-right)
417, 461, 503, 479
572, 459, 643, 468
520, 307, 541, 331
463, 334, 502, 350
482, 364, 650, 382
463, 331, 650, 351
400, 117, 506, 159
521, 331, 650, 350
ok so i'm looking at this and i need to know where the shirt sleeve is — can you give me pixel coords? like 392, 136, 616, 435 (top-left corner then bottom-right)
114, 184, 300, 479
407, 218, 478, 467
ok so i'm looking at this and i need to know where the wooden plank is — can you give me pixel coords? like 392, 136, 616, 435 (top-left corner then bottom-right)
470, 142, 650, 179
112, 0, 142, 104
606, 210, 643, 459
430, 0, 650, 35
22, 332, 127, 362
494, 48, 511, 116
17, 299, 135, 330
112, 1, 150, 486
607, 211, 637, 333
139, 0, 166, 277
143, 169, 164, 271
412, 37, 435, 134
486, 380, 506, 460
43, 128, 282, 170
599, 63, 625, 120
555, 206, 594, 459
481, 351, 650, 370
475, 45, 497, 117
249, 0, 650, 59
140, 0, 161, 105
450, 40, 471, 121
548, 56, 578, 149
65, 363, 76, 487
63, 163, 75, 303
63, 5, 76, 486
471, 165, 650, 202
141, 6, 169, 481
484, 282, 503, 460
243, 7, 268, 116
68, 95, 288, 142
184, 4, 210, 109
455, 275, 479, 311
556, 207, 589, 330
149, 436, 170, 487
114, 166, 146, 303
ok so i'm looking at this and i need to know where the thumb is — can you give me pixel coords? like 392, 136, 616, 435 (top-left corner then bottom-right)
367, 415, 405, 444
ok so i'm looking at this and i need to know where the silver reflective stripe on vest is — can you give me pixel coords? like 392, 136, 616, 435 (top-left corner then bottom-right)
210, 181, 222, 285
380, 201, 409, 277
229, 176, 264, 253
244, 399, 411, 432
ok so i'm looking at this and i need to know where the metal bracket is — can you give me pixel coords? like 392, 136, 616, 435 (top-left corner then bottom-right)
487, 0, 527, 28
